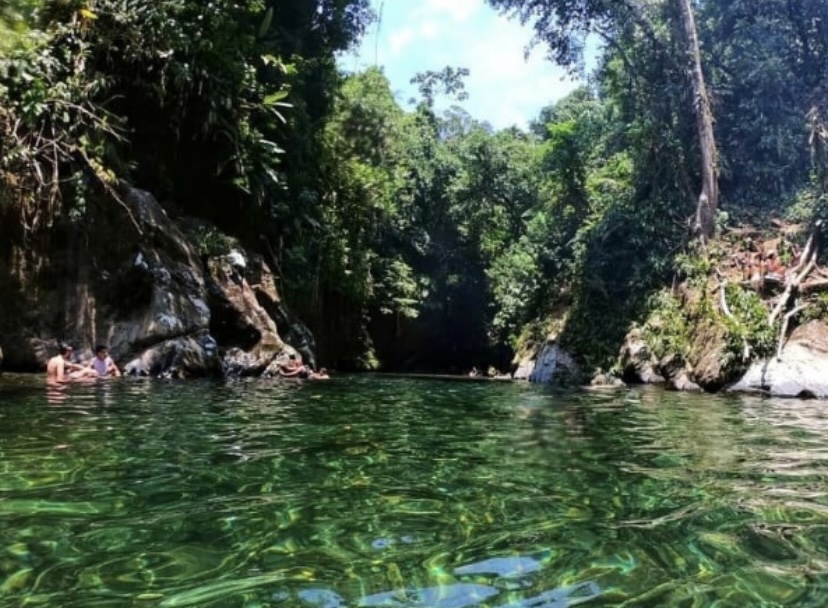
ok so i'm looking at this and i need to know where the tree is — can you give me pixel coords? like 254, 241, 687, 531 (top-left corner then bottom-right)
677, 0, 718, 242
488, 0, 720, 242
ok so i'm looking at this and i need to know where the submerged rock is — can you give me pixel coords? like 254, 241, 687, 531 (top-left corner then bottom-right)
730, 321, 828, 398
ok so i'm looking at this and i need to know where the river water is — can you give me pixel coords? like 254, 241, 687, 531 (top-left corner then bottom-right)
1, 374, 827, 607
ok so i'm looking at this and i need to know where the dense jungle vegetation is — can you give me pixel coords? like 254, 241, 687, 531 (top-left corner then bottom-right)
1, 0, 828, 374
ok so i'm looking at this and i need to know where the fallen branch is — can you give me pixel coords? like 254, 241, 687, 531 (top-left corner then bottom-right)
715, 268, 732, 315
715, 267, 751, 361
801, 278, 828, 293
777, 304, 808, 360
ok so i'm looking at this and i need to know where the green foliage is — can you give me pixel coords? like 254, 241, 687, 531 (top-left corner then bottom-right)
719, 284, 776, 369
1, 0, 372, 226
183, 222, 239, 258
802, 293, 828, 324
0, 0, 41, 52
5, 0, 828, 376
642, 290, 692, 365
409, 66, 469, 108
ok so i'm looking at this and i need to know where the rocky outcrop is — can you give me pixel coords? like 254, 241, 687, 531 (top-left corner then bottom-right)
618, 282, 735, 392
0, 186, 311, 377
685, 317, 731, 391
206, 253, 291, 376
619, 328, 665, 385
112, 189, 220, 377
730, 321, 828, 398
515, 341, 582, 385
245, 253, 317, 370
0, 187, 222, 375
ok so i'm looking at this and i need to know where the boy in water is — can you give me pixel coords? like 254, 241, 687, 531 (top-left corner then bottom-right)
87, 345, 122, 377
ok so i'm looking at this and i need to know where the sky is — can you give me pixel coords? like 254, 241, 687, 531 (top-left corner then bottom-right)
338, 0, 584, 130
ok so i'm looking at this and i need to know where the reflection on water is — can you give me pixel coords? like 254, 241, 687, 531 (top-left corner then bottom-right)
3, 375, 828, 606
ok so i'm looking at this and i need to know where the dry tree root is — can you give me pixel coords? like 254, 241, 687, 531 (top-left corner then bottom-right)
769, 223, 820, 326
769, 221, 822, 358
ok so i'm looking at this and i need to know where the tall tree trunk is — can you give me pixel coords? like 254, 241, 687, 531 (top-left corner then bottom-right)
678, 0, 718, 243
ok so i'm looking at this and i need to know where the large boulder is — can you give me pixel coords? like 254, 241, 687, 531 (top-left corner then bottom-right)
686, 315, 731, 391
521, 341, 582, 385
123, 331, 220, 378
730, 321, 828, 398
206, 253, 288, 376
245, 252, 317, 370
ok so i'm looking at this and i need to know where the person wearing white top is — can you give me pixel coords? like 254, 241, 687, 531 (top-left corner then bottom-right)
88, 345, 122, 377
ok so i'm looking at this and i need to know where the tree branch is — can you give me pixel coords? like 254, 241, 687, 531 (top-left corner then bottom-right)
777, 304, 808, 360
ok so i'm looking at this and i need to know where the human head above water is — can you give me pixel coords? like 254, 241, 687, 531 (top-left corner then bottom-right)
95, 345, 109, 357
58, 342, 73, 357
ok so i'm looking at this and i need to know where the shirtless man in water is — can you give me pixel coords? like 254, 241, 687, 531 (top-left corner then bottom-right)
46, 343, 97, 382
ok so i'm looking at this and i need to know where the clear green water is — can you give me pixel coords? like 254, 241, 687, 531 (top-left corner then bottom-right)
1, 375, 828, 607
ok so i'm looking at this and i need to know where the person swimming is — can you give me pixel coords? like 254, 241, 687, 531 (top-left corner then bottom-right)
278, 353, 310, 378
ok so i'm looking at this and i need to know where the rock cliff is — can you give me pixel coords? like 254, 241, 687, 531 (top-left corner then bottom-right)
0, 186, 311, 377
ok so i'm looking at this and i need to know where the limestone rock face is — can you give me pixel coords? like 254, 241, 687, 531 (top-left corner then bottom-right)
730, 321, 828, 398
0, 186, 312, 377
522, 341, 582, 385
113, 189, 219, 376
245, 253, 317, 370
0, 187, 218, 374
206, 254, 287, 376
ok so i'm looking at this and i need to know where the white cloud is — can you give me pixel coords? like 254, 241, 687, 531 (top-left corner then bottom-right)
388, 26, 415, 56
420, 0, 480, 22
419, 20, 440, 39
342, 0, 582, 129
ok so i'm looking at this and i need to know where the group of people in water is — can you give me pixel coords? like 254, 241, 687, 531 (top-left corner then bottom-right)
46, 343, 121, 382
46, 342, 329, 381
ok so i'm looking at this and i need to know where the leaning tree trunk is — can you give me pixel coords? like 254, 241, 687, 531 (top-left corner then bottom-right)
678, 0, 718, 243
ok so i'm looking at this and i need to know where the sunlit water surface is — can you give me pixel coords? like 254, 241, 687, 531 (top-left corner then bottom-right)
2, 374, 828, 607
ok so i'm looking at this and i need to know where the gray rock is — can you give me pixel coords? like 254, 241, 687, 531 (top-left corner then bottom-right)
123, 330, 220, 378
671, 370, 703, 392
245, 253, 317, 370
527, 341, 581, 385
619, 328, 665, 384
512, 358, 534, 381
206, 255, 287, 376
730, 321, 828, 398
